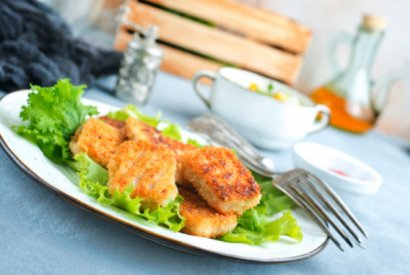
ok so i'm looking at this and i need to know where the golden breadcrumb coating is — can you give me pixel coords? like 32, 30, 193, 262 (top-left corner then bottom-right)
181, 147, 261, 215
99, 116, 126, 129
124, 117, 163, 144
162, 137, 196, 186
179, 187, 237, 238
69, 118, 123, 167
107, 140, 178, 209
124, 118, 195, 184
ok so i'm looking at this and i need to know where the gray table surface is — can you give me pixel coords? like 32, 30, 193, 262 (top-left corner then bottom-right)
1, 73, 410, 275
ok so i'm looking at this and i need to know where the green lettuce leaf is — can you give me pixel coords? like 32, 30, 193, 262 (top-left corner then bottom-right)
14, 79, 98, 163
258, 178, 295, 216
67, 153, 108, 184
220, 175, 303, 245
73, 153, 185, 232
221, 210, 302, 244
107, 105, 203, 146
107, 105, 162, 127
161, 124, 182, 141
186, 138, 203, 148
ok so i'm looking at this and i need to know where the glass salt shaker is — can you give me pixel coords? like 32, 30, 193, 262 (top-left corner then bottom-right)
115, 25, 163, 104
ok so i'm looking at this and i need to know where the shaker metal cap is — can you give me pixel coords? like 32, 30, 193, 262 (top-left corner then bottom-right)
362, 14, 387, 31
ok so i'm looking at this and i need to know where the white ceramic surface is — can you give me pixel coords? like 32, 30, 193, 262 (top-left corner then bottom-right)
0, 90, 328, 263
293, 142, 383, 204
192, 68, 330, 150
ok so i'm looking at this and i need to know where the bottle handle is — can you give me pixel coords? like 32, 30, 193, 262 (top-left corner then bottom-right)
308, 104, 331, 134
330, 33, 354, 75
192, 70, 216, 108
371, 61, 410, 113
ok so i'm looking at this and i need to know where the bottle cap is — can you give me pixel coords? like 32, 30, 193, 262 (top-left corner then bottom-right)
362, 14, 387, 31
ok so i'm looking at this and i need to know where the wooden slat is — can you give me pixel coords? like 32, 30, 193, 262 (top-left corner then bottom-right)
115, 28, 221, 82
145, 0, 311, 54
114, 28, 132, 51
103, 0, 123, 9
125, 2, 302, 84
161, 45, 222, 81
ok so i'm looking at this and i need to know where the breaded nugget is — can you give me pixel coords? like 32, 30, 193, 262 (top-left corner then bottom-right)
162, 135, 196, 155
99, 116, 125, 129
70, 118, 123, 167
162, 136, 196, 186
108, 140, 178, 209
181, 147, 261, 215
179, 187, 237, 238
124, 117, 196, 184
124, 117, 163, 144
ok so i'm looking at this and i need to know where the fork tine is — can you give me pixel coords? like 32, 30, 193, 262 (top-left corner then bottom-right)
306, 173, 368, 238
290, 180, 354, 248
221, 139, 273, 177
189, 120, 265, 172
204, 114, 262, 159
240, 156, 274, 178
194, 115, 277, 173
219, 137, 276, 178
286, 184, 345, 252
300, 176, 363, 245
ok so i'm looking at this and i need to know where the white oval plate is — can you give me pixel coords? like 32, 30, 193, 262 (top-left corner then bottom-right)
0, 90, 328, 263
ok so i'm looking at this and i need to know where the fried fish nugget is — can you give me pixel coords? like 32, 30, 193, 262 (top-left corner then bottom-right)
69, 118, 123, 167
124, 118, 195, 184
124, 117, 163, 144
179, 187, 237, 238
108, 140, 178, 209
162, 136, 196, 186
181, 147, 261, 215
99, 116, 126, 129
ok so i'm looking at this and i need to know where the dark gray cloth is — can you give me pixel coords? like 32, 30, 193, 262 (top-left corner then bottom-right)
0, 0, 123, 92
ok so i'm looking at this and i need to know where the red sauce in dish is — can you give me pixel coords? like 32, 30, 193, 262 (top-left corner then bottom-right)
329, 168, 349, 177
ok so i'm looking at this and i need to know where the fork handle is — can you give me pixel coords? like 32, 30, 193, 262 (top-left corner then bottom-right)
203, 114, 272, 165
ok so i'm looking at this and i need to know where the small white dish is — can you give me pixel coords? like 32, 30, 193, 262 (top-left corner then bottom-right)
192, 67, 330, 150
293, 142, 383, 203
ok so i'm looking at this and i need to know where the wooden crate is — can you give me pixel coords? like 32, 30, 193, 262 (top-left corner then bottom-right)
114, 0, 312, 85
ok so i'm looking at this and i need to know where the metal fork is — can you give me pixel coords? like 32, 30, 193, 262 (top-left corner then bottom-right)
188, 114, 367, 251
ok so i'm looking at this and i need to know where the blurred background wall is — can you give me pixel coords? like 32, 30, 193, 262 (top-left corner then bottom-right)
41, 0, 410, 140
